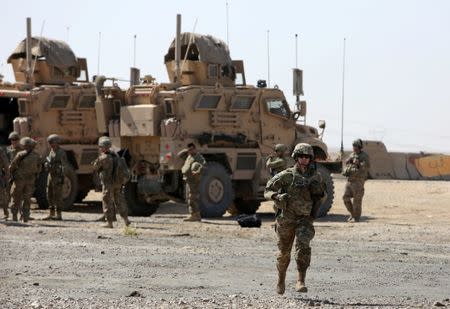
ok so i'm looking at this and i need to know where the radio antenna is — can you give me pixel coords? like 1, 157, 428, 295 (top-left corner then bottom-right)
267, 29, 270, 88
226, 1, 229, 47
66, 26, 70, 43
340, 37, 347, 156
97, 32, 102, 75
295, 33, 298, 68
133, 34, 137, 67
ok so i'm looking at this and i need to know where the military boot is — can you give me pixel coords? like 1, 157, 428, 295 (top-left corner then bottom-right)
123, 216, 131, 226
276, 270, 286, 295
12, 212, 18, 221
295, 270, 308, 293
183, 212, 201, 222
43, 209, 56, 220
102, 220, 113, 228
54, 211, 62, 221
3, 208, 9, 220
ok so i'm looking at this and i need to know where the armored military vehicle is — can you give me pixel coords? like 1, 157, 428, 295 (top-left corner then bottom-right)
0, 18, 110, 210
96, 15, 341, 217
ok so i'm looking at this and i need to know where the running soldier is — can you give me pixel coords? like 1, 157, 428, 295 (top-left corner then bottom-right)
342, 139, 370, 222
265, 143, 325, 294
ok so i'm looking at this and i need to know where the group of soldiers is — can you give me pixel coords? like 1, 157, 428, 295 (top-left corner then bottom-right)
264, 139, 369, 294
1, 131, 370, 294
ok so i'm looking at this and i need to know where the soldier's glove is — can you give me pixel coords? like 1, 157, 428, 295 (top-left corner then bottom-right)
276, 193, 290, 202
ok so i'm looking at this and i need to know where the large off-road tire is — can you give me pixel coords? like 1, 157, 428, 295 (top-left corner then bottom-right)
198, 162, 234, 218
34, 166, 79, 211
316, 164, 335, 218
234, 198, 261, 215
124, 182, 159, 216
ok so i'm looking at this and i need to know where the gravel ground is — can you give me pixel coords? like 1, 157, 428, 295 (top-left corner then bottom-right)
1, 178, 450, 308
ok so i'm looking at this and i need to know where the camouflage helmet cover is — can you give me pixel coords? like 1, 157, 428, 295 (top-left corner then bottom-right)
98, 136, 112, 148
274, 144, 287, 153
352, 138, 363, 149
8, 131, 20, 140
47, 134, 60, 143
19, 137, 37, 147
291, 143, 314, 160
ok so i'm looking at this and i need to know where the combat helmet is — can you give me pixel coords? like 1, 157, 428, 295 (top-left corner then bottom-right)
47, 134, 60, 144
98, 136, 112, 148
19, 137, 37, 147
352, 139, 363, 149
291, 143, 314, 160
8, 131, 20, 141
274, 144, 287, 153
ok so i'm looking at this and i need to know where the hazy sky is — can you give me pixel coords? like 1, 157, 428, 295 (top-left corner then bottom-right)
1, 0, 450, 152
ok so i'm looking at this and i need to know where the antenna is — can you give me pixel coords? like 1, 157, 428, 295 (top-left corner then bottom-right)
97, 32, 101, 75
226, 1, 229, 47
295, 33, 298, 68
31, 20, 46, 79
133, 34, 137, 67
66, 26, 70, 43
267, 29, 270, 88
340, 37, 347, 156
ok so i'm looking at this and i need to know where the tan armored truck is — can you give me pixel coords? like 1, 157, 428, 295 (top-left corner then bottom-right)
0, 19, 108, 210
96, 23, 341, 217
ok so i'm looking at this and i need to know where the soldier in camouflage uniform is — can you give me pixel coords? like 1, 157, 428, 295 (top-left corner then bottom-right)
0, 147, 10, 220
265, 143, 325, 294
266, 144, 288, 176
2, 132, 22, 220
92, 137, 130, 228
9, 137, 42, 222
43, 134, 69, 220
342, 139, 370, 222
6, 132, 21, 162
180, 143, 206, 222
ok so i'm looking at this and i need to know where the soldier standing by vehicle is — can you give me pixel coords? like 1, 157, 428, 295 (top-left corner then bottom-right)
342, 139, 370, 222
0, 147, 10, 220
9, 137, 41, 222
6, 132, 21, 162
180, 143, 206, 222
264, 143, 325, 294
92, 137, 130, 228
43, 134, 68, 220
266, 144, 288, 176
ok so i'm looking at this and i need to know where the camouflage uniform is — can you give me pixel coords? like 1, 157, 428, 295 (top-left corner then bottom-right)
9, 138, 42, 222
266, 144, 288, 176
181, 152, 206, 221
0, 148, 10, 219
93, 144, 130, 228
45, 147, 69, 219
6, 145, 21, 162
264, 143, 325, 294
342, 142, 370, 221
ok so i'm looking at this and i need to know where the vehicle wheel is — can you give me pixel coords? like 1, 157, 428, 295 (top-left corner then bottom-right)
35, 171, 49, 209
34, 166, 79, 211
234, 198, 261, 215
60, 166, 79, 211
315, 164, 335, 218
124, 182, 159, 216
198, 162, 233, 218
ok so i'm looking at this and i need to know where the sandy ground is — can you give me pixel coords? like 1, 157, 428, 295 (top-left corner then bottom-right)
1, 177, 450, 308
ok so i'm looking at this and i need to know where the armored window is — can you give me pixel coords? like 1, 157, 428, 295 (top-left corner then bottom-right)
164, 98, 174, 116
231, 96, 254, 111
208, 64, 218, 79
266, 99, 290, 118
196, 95, 221, 110
78, 95, 96, 109
49, 95, 71, 109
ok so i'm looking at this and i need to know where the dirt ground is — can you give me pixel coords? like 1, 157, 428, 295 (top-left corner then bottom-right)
1, 177, 450, 308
